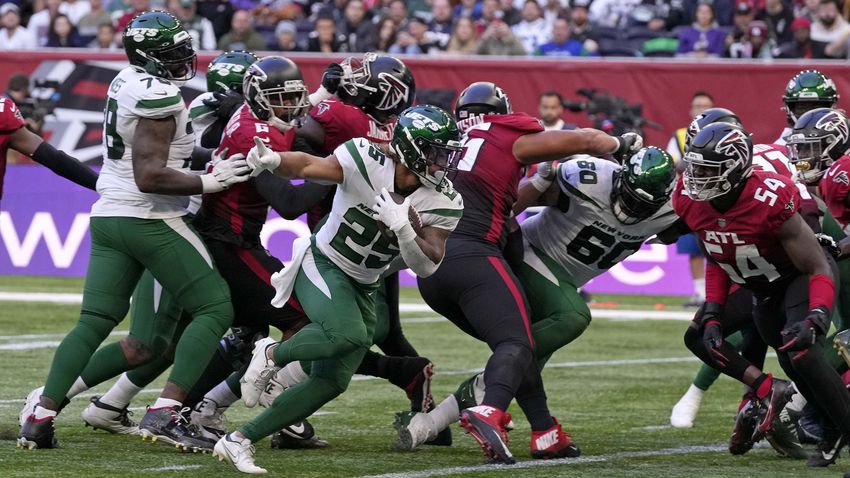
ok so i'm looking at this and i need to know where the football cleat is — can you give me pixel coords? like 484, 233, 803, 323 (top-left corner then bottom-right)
190, 398, 228, 441
82, 396, 139, 435
530, 417, 580, 460
17, 409, 58, 450
807, 426, 846, 467
729, 397, 759, 455
240, 337, 280, 408
459, 405, 515, 464
753, 378, 793, 442
19, 386, 43, 428
393, 411, 436, 451
270, 420, 329, 449
214, 433, 267, 474
765, 407, 807, 459
139, 406, 216, 453
670, 384, 703, 429
836, 330, 850, 369
403, 358, 434, 413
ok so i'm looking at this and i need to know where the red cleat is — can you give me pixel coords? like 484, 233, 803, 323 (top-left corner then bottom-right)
530, 417, 581, 459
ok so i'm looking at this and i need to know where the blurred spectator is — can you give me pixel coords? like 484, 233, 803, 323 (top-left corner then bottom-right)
796, 0, 821, 19
274, 20, 300, 51
88, 21, 119, 49
676, 2, 726, 57
167, 0, 216, 51
0, 4, 36, 49
728, 19, 773, 58
445, 16, 479, 54
197, 0, 236, 39
538, 91, 571, 130
812, 0, 850, 58
536, 17, 597, 56
499, 0, 521, 24
542, 0, 565, 29
757, 0, 794, 44
475, 0, 500, 34
389, 16, 438, 54
375, 16, 398, 51
109, 0, 133, 15
306, 14, 346, 52
46, 13, 85, 47
727, 1, 755, 46
386, 0, 408, 24
115, 0, 150, 33
218, 9, 267, 50
570, 0, 596, 44
60, 0, 92, 24
682, 0, 734, 27
28, 0, 62, 46
775, 16, 815, 58
77, 0, 112, 39
339, 0, 377, 51
588, 0, 640, 28
455, 0, 483, 21
388, 27, 422, 54
512, 0, 551, 53
476, 18, 527, 54
428, 0, 454, 49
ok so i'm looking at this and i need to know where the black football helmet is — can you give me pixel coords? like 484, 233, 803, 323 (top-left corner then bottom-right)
336, 53, 416, 125
683, 122, 753, 201
454, 81, 512, 132
243, 56, 309, 123
685, 108, 743, 151
787, 108, 850, 185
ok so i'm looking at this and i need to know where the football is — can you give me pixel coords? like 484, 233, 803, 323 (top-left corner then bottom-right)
377, 191, 423, 238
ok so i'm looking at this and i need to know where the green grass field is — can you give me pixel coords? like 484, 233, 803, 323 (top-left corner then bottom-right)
0, 277, 833, 477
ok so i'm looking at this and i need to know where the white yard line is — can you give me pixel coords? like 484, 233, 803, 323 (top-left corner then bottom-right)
141, 465, 202, 472
0, 291, 83, 304
353, 444, 727, 478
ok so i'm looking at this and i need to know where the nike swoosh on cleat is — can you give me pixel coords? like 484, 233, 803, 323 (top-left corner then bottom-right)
288, 424, 306, 435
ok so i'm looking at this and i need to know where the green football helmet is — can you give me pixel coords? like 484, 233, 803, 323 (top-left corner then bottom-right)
206, 50, 259, 94
612, 146, 675, 224
390, 104, 462, 192
123, 11, 197, 82
783, 70, 839, 126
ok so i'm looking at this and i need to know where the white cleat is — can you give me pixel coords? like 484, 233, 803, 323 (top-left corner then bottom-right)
190, 398, 228, 441
19, 386, 44, 427
240, 337, 280, 408
670, 384, 703, 428
82, 396, 140, 435
393, 411, 437, 450
213, 433, 267, 474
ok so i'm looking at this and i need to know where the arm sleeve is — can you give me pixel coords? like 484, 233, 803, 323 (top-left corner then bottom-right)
705, 261, 731, 306
253, 172, 334, 220
31, 141, 98, 191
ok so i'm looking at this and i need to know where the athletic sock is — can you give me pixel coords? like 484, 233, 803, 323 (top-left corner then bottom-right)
694, 278, 706, 301
100, 373, 143, 409
429, 395, 460, 433
66, 377, 89, 400
275, 361, 308, 389
753, 373, 772, 400
34, 405, 57, 420
205, 380, 240, 408
152, 397, 181, 410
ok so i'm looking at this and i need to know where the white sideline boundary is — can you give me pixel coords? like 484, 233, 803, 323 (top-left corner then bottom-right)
353, 444, 727, 478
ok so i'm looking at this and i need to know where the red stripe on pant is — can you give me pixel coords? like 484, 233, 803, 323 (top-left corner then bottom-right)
236, 248, 304, 314
486, 255, 534, 348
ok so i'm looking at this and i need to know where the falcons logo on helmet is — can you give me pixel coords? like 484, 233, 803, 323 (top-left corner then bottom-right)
816, 111, 850, 141
375, 72, 410, 113
715, 129, 749, 164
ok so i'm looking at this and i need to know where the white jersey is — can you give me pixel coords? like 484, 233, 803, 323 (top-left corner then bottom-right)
521, 157, 677, 287
185, 91, 218, 215
315, 138, 464, 284
91, 67, 194, 218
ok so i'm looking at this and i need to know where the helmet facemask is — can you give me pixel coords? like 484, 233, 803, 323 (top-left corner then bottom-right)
393, 129, 462, 192
245, 75, 309, 124
788, 134, 838, 184
612, 175, 669, 225
138, 32, 197, 82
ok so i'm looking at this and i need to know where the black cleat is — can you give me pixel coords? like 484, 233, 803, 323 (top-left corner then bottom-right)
753, 378, 793, 442
807, 427, 845, 467
403, 358, 434, 413
17, 412, 59, 450
729, 398, 758, 455
459, 406, 515, 464
139, 406, 216, 453
270, 420, 329, 449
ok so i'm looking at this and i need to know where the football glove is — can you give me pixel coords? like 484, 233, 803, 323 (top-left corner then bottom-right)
700, 302, 728, 366
372, 188, 416, 241
612, 132, 643, 162
779, 307, 830, 355
321, 62, 345, 95
203, 89, 244, 123
200, 149, 251, 193
247, 136, 281, 177
815, 233, 841, 260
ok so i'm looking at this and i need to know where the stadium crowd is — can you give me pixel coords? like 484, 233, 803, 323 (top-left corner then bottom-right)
2, 0, 850, 58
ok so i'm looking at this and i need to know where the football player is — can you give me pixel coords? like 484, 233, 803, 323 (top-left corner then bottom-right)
394, 147, 678, 453
677, 121, 850, 473
416, 81, 642, 464
212, 105, 464, 474
776, 70, 839, 145
18, 11, 248, 451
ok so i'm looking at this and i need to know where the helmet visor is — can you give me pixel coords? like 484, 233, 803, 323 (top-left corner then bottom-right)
419, 140, 462, 190
257, 81, 309, 123
787, 135, 832, 184
683, 152, 736, 201
156, 40, 197, 81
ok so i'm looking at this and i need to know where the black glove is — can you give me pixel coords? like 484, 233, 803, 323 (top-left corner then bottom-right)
815, 233, 841, 260
203, 89, 244, 122
780, 306, 830, 353
321, 62, 345, 94
611, 132, 643, 162
700, 302, 727, 366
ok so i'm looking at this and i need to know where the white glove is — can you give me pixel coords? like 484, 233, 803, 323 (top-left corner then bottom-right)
246, 136, 281, 177
530, 161, 556, 192
200, 148, 251, 193
371, 187, 416, 242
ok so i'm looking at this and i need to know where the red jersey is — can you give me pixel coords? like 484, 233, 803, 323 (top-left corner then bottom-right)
0, 97, 26, 199
199, 104, 294, 245
820, 156, 850, 233
451, 113, 544, 253
306, 98, 393, 229
752, 143, 793, 177
673, 170, 802, 294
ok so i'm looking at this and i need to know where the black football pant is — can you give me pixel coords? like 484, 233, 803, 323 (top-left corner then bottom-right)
419, 253, 553, 430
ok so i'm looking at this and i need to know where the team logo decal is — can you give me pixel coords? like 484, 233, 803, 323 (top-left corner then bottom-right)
717, 218, 726, 228
816, 111, 850, 142
375, 72, 410, 112
714, 129, 749, 164
316, 102, 331, 115
785, 196, 795, 212
835, 170, 850, 186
